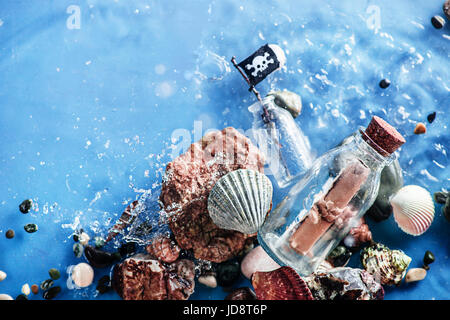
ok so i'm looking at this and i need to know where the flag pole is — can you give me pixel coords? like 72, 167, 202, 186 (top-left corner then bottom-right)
231, 56, 271, 124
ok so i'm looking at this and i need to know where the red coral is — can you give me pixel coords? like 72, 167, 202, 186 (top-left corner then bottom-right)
160, 127, 265, 263
112, 254, 195, 300
349, 218, 372, 246
146, 235, 181, 263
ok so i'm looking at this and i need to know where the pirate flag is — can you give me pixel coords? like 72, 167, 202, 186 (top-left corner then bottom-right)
236, 44, 286, 87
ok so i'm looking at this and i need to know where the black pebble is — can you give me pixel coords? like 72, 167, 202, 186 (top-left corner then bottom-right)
96, 275, 112, 294
119, 242, 136, 257
216, 260, 240, 287
15, 294, 28, 300
327, 246, 352, 267
19, 199, 32, 214
427, 112, 437, 124
434, 191, 448, 204
379, 79, 390, 89
43, 286, 61, 300
423, 250, 435, 266
431, 15, 445, 29
444, 197, 450, 222
84, 245, 117, 268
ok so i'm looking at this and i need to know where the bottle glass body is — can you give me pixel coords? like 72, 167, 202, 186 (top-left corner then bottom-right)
258, 129, 395, 276
249, 96, 314, 189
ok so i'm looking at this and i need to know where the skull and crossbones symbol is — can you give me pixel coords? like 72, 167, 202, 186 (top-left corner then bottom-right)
245, 52, 274, 77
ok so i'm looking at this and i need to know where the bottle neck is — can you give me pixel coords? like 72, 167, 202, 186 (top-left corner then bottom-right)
352, 127, 395, 171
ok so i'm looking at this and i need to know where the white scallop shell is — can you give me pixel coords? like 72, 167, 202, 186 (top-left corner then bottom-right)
390, 185, 435, 236
207, 169, 273, 234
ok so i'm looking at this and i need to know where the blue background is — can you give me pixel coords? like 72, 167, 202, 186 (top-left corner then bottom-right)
0, 0, 448, 300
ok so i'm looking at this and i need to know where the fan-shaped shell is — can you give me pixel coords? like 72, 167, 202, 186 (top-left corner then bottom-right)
251, 266, 314, 300
207, 169, 273, 234
390, 185, 435, 236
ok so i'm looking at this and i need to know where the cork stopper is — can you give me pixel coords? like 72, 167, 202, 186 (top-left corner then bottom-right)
363, 116, 405, 156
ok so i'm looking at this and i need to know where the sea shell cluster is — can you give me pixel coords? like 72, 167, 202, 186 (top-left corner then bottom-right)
390, 185, 435, 236
305, 267, 385, 300
208, 169, 273, 234
360, 243, 411, 286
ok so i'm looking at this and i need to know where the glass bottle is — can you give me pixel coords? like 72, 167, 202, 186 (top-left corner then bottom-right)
258, 116, 405, 276
248, 95, 314, 189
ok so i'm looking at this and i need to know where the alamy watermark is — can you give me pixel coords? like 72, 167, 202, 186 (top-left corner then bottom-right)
66, 5, 81, 30
366, 5, 381, 32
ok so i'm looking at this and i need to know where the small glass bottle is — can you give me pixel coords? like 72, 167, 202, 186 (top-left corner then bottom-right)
248, 95, 314, 189
258, 116, 405, 276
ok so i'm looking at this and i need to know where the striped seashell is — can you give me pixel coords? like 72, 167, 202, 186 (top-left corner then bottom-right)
361, 243, 411, 286
207, 169, 273, 234
251, 266, 314, 300
390, 185, 435, 236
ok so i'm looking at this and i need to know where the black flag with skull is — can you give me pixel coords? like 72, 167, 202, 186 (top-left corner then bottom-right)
236, 44, 286, 87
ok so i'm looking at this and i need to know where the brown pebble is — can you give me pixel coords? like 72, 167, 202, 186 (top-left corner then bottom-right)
31, 284, 39, 294
444, 0, 450, 20
414, 123, 426, 135
5, 229, 15, 239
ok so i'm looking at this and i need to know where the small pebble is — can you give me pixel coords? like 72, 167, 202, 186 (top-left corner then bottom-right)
119, 242, 136, 257
79, 232, 90, 246
73, 243, 84, 258
71, 263, 94, 288
198, 274, 218, 288
427, 112, 436, 124
423, 250, 435, 269
0, 294, 14, 300
6, 229, 15, 239
96, 275, 112, 294
16, 294, 28, 300
444, 197, 450, 222
379, 78, 390, 89
405, 268, 427, 283
431, 15, 445, 29
434, 191, 448, 204
414, 122, 426, 135
444, 0, 450, 20
31, 284, 39, 294
49, 268, 61, 280
327, 245, 352, 267
40, 279, 54, 291
84, 245, 118, 268
19, 199, 33, 214
0, 271, 6, 282
21, 284, 31, 296
225, 287, 257, 300
43, 286, 61, 300
24, 223, 38, 233
94, 236, 105, 248
216, 261, 241, 287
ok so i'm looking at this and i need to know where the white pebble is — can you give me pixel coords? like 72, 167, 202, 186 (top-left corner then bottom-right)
79, 232, 90, 246
198, 275, 217, 288
21, 283, 31, 296
405, 268, 427, 283
240, 246, 280, 279
71, 263, 94, 287
0, 294, 13, 300
0, 270, 6, 281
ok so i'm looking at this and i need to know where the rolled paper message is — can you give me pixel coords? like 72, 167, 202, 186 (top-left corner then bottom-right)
289, 161, 370, 255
